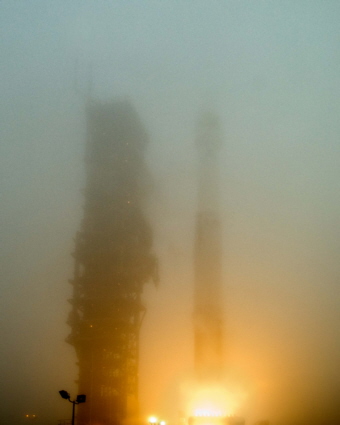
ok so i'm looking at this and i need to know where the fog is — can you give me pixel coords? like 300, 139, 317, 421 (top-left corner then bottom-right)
1, 1, 340, 425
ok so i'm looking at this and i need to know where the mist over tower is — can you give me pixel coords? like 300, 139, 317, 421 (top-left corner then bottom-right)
194, 112, 224, 381
67, 100, 158, 425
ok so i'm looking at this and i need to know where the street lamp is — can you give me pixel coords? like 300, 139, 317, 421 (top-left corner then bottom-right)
59, 390, 86, 425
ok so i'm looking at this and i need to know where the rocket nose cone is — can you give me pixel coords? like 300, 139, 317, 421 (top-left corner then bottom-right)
200, 111, 219, 129
196, 112, 222, 155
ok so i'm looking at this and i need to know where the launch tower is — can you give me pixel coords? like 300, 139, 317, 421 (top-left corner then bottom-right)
194, 112, 224, 381
67, 100, 157, 425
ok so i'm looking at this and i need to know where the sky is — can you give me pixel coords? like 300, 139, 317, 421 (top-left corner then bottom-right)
1, 1, 340, 425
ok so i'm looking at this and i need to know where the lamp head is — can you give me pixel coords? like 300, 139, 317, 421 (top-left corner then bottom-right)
77, 394, 86, 404
59, 390, 70, 400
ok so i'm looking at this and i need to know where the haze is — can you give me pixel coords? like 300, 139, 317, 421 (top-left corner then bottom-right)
1, 2, 340, 425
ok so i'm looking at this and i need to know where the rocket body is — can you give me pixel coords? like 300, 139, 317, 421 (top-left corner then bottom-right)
194, 113, 224, 381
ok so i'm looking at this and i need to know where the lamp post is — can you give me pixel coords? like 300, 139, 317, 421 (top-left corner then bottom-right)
59, 390, 86, 425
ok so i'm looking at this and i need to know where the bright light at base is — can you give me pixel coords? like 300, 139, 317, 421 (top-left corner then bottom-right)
194, 410, 224, 417
185, 384, 237, 418
148, 416, 158, 424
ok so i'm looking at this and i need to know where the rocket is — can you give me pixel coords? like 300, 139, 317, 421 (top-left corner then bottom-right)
193, 112, 224, 381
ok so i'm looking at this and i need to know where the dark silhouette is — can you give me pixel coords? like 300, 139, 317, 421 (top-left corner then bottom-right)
67, 100, 158, 425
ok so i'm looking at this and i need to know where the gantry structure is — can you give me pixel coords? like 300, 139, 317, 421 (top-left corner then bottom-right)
67, 100, 158, 425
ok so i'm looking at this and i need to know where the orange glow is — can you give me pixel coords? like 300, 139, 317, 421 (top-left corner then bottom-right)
184, 384, 245, 418
194, 410, 224, 417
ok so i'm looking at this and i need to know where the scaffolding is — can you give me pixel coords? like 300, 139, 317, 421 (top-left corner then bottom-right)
67, 100, 157, 425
